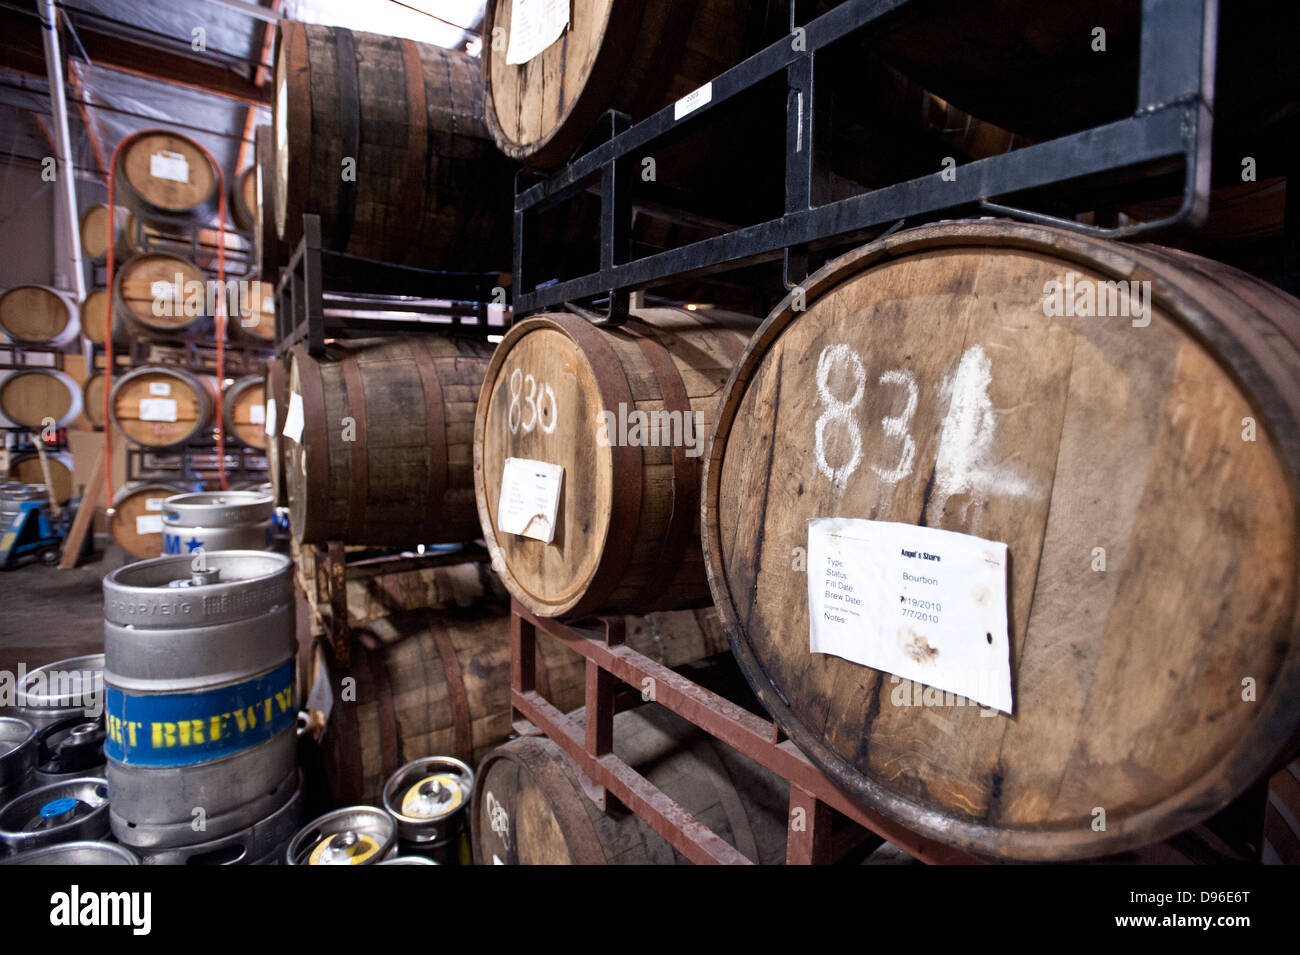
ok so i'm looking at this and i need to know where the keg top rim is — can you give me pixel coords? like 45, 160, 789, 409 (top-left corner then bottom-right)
17, 655, 105, 709
104, 550, 290, 593
0, 840, 137, 865
0, 716, 36, 758
381, 756, 473, 825
0, 776, 108, 839
287, 806, 396, 866
164, 491, 275, 510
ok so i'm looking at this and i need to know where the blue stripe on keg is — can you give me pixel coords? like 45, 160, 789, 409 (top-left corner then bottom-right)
104, 659, 295, 767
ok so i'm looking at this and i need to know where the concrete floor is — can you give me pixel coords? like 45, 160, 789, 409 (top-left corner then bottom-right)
0, 540, 133, 678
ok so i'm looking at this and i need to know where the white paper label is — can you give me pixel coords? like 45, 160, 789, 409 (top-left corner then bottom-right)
506, 0, 569, 65
249, 404, 266, 425
148, 381, 171, 396
138, 397, 178, 422
145, 498, 165, 511
674, 82, 712, 120
282, 391, 305, 444
807, 518, 1012, 714
150, 150, 189, 183
135, 514, 163, 535
496, 457, 563, 544
266, 398, 277, 435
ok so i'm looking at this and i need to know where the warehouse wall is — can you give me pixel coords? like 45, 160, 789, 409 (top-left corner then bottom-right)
0, 160, 57, 288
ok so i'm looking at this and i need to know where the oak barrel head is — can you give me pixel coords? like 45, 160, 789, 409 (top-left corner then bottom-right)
703, 220, 1300, 860
474, 308, 755, 618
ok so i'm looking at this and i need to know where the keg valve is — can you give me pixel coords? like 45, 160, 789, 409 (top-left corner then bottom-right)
190, 567, 221, 587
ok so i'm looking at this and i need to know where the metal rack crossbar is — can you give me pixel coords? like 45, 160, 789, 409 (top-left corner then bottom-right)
509, 602, 982, 865
273, 215, 507, 359
512, 0, 1216, 322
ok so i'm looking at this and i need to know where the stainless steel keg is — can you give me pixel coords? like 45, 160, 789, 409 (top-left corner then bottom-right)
102, 551, 297, 851
285, 807, 396, 865
382, 756, 473, 864
0, 840, 137, 865
0, 776, 110, 853
0, 717, 36, 805
161, 491, 274, 556
137, 771, 303, 865
13, 654, 105, 730
0, 484, 46, 528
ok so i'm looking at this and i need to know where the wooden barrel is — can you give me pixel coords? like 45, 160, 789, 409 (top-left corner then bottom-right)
79, 204, 136, 262
702, 220, 1300, 860
79, 289, 116, 345
264, 358, 289, 506
113, 253, 210, 339
273, 21, 514, 271
474, 308, 755, 618
82, 372, 106, 428
109, 365, 218, 448
323, 605, 730, 805
0, 285, 79, 347
230, 165, 257, 232
482, 0, 766, 167
472, 703, 789, 865
109, 480, 190, 559
222, 375, 267, 449
0, 369, 82, 428
6, 451, 74, 504
286, 336, 493, 546
115, 130, 219, 222
254, 125, 287, 285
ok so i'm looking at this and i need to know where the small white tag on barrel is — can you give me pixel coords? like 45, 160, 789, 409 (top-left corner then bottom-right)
281, 392, 304, 443
497, 457, 563, 544
505, 0, 569, 65
138, 397, 178, 422
135, 514, 163, 535
806, 517, 1013, 714
149, 150, 190, 183
249, 404, 266, 425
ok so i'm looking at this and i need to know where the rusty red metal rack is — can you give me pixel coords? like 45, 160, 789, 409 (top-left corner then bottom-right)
508, 600, 981, 865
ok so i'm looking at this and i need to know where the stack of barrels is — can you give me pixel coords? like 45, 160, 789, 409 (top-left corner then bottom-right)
94, 130, 278, 559
0, 284, 81, 504
259, 3, 1300, 868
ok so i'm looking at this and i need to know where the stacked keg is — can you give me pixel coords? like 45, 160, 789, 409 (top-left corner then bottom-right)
102, 551, 302, 864
160, 490, 275, 557
0, 483, 47, 529
284, 756, 474, 866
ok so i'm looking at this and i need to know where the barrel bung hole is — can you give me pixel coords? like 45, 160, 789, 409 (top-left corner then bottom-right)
986, 633, 992, 644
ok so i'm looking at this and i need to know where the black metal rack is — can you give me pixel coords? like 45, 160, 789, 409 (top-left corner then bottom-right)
273, 214, 508, 360
0, 341, 67, 372
124, 441, 267, 488
512, 0, 1217, 323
